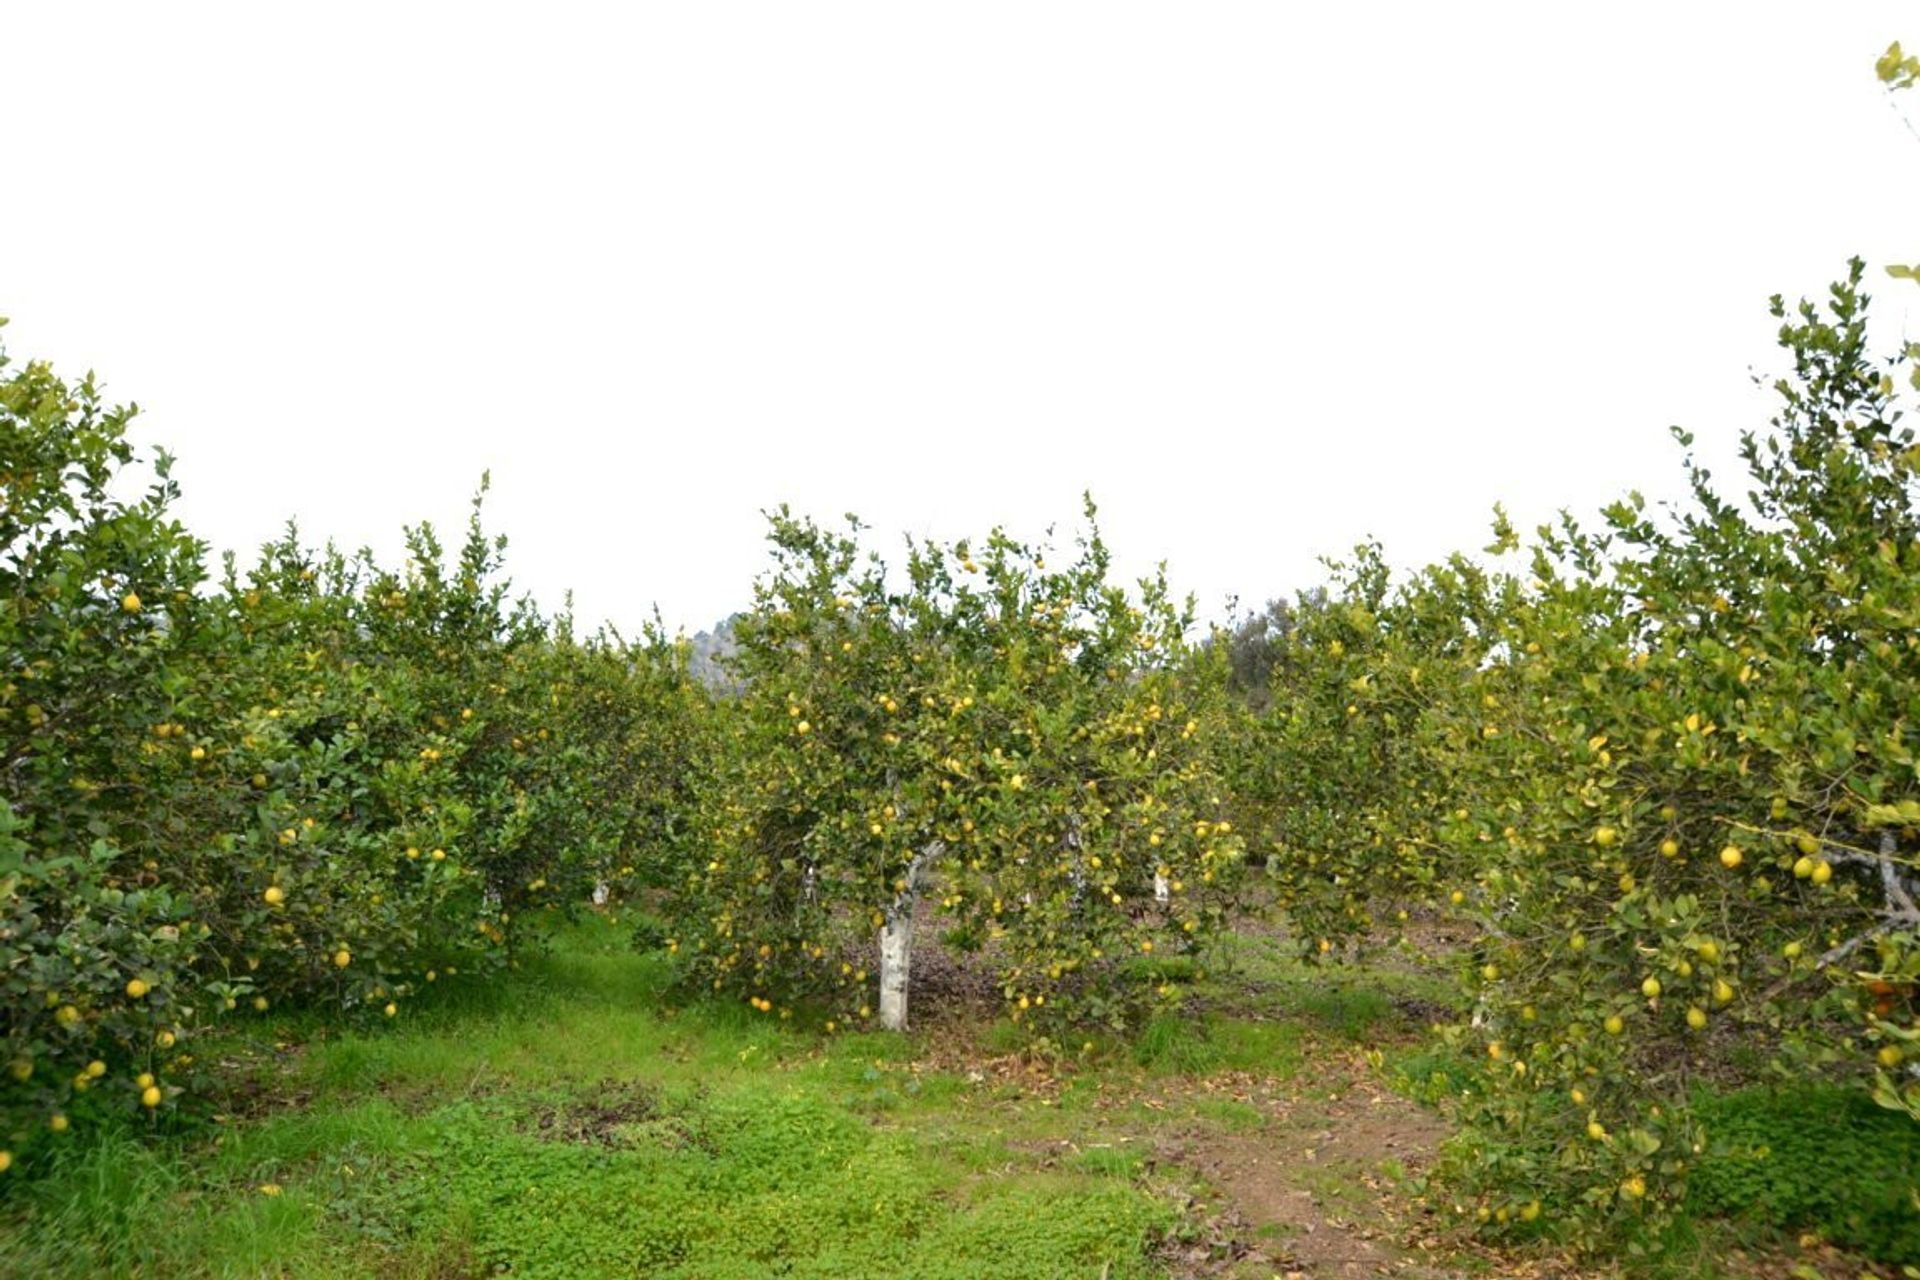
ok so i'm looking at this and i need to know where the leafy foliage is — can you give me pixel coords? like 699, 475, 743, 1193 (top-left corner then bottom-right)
1688, 1085, 1920, 1263
1240, 263, 1920, 1243
669, 502, 1245, 1033
0, 331, 708, 1171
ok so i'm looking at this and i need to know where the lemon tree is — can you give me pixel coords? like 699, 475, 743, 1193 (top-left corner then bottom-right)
0, 332, 709, 1172
1258, 265, 1920, 1240
1, 332, 216, 1160
671, 503, 1243, 1033
1218, 541, 1508, 958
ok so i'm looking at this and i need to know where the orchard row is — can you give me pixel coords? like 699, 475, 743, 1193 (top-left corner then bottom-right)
4, 270, 1917, 1245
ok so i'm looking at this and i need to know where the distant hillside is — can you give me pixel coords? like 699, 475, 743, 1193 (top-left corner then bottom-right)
685, 613, 744, 692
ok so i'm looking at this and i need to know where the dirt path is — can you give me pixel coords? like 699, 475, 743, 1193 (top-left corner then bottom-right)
1149, 1063, 1461, 1279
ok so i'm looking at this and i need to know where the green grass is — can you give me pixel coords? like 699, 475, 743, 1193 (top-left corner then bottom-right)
1686, 1083, 1920, 1264
1194, 929, 1463, 1042
0, 920, 1187, 1279
10, 917, 1901, 1278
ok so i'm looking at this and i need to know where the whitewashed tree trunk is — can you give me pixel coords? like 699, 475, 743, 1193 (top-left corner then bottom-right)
879, 841, 943, 1031
1153, 872, 1170, 904
1065, 815, 1086, 910
592, 881, 610, 906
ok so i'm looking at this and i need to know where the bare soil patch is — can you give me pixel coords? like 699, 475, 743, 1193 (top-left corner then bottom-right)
525, 1078, 667, 1147
1153, 1068, 1456, 1279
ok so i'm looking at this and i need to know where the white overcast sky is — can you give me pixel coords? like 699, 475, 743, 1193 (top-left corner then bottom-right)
8, 5, 1920, 635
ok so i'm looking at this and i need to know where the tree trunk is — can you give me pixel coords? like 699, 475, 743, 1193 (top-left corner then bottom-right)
878, 841, 943, 1031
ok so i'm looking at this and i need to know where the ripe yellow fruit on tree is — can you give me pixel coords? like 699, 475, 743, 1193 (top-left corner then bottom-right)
333, 949, 351, 968
1719, 845, 1744, 869
263, 886, 286, 906
141, 1086, 162, 1108
1810, 860, 1832, 885
125, 978, 149, 999
121, 592, 142, 613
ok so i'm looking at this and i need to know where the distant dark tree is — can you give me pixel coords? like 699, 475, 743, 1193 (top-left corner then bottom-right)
1220, 589, 1324, 709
